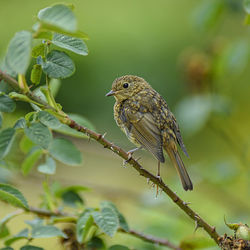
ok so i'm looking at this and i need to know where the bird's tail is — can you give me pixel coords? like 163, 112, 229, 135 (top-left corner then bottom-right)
165, 144, 193, 191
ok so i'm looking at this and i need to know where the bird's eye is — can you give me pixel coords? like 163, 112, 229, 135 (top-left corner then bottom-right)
123, 83, 129, 88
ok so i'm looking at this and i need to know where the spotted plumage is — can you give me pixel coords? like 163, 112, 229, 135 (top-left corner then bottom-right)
106, 75, 193, 191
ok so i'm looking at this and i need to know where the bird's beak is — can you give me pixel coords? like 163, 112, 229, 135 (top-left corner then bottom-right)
106, 90, 116, 97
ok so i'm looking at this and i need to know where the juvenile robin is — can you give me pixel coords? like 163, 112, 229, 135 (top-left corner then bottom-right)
106, 75, 193, 191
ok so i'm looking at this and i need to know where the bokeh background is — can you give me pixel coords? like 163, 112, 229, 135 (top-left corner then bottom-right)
0, 0, 249, 249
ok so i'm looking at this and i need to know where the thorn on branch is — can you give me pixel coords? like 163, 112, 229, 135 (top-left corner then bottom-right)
174, 197, 179, 203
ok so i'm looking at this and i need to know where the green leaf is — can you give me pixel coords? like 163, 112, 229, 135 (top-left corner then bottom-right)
38, 4, 77, 33
40, 50, 75, 79
76, 212, 94, 243
52, 33, 88, 55
175, 95, 230, 136
0, 247, 14, 250
5, 31, 32, 74
31, 44, 46, 58
20, 135, 34, 154
55, 185, 89, 197
109, 245, 130, 250
13, 118, 26, 129
0, 95, 16, 113
244, 0, 250, 14
92, 206, 119, 237
0, 128, 15, 159
87, 237, 105, 249
30, 64, 42, 85
0, 211, 22, 226
54, 113, 95, 138
37, 156, 56, 175
0, 224, 9, 239
48, 138, 82, 165
0, 113, 2, 128
50, 78, 61, 97
5, 228, 29, 246
25, 218, 44, 228
61, 191, 83, 207
0, 183, 28, 209
37, 111, 61, 129
20, 246, 44, 250
31, 225, 67, 239
100, 201, 129, 231
25, 122, 52, 149
193, 0, 224, 31
22, 147, 43, 176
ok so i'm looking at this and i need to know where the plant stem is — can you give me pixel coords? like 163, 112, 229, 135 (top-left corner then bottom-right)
0, 70, 220, 245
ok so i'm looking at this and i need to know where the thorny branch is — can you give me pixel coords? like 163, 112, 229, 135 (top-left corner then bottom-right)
0, 70, 220, 246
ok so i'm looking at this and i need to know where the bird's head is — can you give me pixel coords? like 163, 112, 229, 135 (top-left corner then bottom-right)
106, 75, 150, 101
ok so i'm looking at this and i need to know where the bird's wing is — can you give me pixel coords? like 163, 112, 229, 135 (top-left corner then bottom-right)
125, 109, 165, 162
171, 116, 189, 157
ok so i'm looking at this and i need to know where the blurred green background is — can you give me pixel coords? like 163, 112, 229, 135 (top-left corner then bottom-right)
0, 0, 249, 249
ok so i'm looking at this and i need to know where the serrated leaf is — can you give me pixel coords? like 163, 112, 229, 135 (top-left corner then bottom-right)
37, 156, 56, 175
54, 113, 95, 138
0, 183, 28, 209
40, 50, 75, 79
20, 246, 44, 250
31, 44, 46, 58
31, 225, 67, 239
52, 33, 88, 55
5, 31, 32, 74
22, 147, 43, 176
37, 111, 61, 129
100, 201, 129, 232
38, 4, 77, 33
5, 228, 29, 246
20, 135, 34, 154
0, 95, 16, 113
13, 118, 26, 129
25, 122, 52, 149
0, 128, 15, 159
76, 212, 93, 243
48, 138, 82, 165
92, 206, 119, 237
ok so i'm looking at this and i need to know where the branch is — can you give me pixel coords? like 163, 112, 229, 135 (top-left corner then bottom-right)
0, 70, 220, 245
119, 228, 182, 250
27, 206, 180, 249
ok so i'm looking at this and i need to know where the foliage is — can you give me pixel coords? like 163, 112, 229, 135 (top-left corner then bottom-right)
0, 1, 249, 249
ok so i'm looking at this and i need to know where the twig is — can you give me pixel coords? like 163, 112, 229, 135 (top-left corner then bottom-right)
0, 70, 220, 245
119, 228, 182, 250
28, 206, 70, 217
26, 206, 180, 249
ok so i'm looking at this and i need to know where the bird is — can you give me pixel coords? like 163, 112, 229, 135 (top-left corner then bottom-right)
106, 75, 193, 191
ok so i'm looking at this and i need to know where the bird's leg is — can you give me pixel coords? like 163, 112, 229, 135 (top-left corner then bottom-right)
156, 161, 162, 197
127, 146, 142, 160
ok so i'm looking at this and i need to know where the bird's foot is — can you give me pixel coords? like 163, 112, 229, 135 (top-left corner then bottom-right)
156, 174, 162, 182
123, 147, 141, 167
